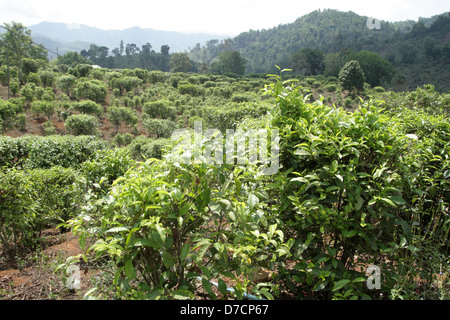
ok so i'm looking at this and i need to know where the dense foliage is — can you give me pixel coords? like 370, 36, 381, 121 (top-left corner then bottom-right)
0, 19, 448, 301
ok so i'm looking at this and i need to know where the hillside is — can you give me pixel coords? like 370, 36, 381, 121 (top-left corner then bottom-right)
189, 9, 450, 91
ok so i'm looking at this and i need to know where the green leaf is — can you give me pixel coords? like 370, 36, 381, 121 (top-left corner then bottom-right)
355, 196, 363, 211
162, 251, 174, 269
133, 238, 156, 248
125, 259, 136, 280
106, 226, 129, 233
202, 278, 216, 299
343, 229, 357, 238
247, 193, 259, 209
332, 279, 351, 292
380, 197, 396, 207
180, 243, 190, 261
332, 258, 338, 269
172, 290, 193, 300
218, 279, 228, 296
179, 203, 191, 216
389, 196, 406, 205
313, 280, 328, 291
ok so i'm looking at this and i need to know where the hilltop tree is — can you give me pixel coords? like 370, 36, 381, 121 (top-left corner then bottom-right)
338, 60, 365, 93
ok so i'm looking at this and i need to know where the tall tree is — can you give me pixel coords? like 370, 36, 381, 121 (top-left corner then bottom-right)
141, 42, 152, 54
290, 48, 324, 75
210, 51, 246, 75
338, 60, 365, 93
0, 22, 47, 76
161, 45, 170, 57
170, 53, 193, 73
346, 50, 396, 87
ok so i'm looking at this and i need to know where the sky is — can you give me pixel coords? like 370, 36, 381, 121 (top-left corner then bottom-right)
0, 0, 449, 36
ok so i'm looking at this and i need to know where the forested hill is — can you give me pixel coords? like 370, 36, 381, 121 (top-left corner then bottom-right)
189, 9, 450, 91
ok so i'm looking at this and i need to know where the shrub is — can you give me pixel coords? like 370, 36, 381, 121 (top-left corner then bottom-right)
263, 71, 450, 299
142, 118, 178, 138
113, 132, 134, 147
373, 86, 386, 93
0, 135, 37, 168
31, 100, 57, 120
75, 79, 108, 103
0, 100, 17, 130
57, 74, 77, 96
23, 135, 107, 169
127, 136, 171, 160
148, 71, 166, 84
71, 100, 103, 117
15, 113, 27, 131
80, 148, 135, 192
178, 82, 202, 97
107, 106, 139, 134
0, 166, 87, 256
39, 70, 56, 87
324, 84, 337, 92
110, 76, 143, 95
143, 100, 177, 120
65, 114, 100, 136
338, 60, 365, 93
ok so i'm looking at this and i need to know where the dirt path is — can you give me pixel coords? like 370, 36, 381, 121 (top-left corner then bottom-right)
0, 228, 92, 300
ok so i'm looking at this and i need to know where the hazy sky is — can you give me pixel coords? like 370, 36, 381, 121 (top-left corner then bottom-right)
0, 0, 449, 35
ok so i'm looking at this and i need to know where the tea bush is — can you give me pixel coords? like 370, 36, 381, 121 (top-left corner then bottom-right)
0, 166, 86, 257
65, 114, 101, 136
262, 69, 449, 299
25, 135, 108, 169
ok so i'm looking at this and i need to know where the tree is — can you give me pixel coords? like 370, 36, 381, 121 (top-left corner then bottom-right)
323, 52, 344, 77
21, 58, 40, 76
338, 60, 365, 93
0, 22, 48, 67
56, 52, 92, 67
210, 51, 246, 75
347, 50, 396, 87
161, 45, 170, 57
290, 48, 324, 75
423, 37, 441, 60
170, 53, 193, 73
56, 74, 76, 96
398, 43, 416, 64
141, 43, 152, 54
31, 101, 57, 120
119, 40, 124, 56
107, 106, 139, 134
125, 43, 140, 56
143, 100, 176, 120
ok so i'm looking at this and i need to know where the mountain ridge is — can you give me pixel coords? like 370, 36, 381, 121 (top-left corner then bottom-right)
28, 21, 231, 58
